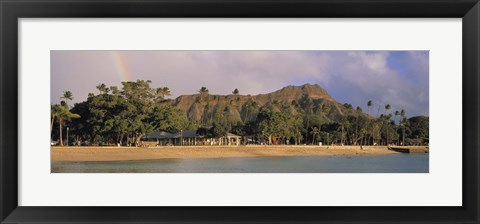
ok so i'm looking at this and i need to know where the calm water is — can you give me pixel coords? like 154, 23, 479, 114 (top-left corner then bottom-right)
52, 154, 428, 173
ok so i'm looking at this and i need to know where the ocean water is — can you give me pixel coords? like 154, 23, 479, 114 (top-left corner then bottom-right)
51, 154, 428, 173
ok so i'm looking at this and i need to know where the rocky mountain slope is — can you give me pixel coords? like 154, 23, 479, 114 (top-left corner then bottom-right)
168, 84, 366, 125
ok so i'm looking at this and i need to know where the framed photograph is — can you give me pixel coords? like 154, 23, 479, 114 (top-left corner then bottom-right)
1, 0, 479, 223
49, 50, 430, 174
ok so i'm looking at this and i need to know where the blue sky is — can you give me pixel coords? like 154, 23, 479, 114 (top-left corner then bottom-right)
51, 51, 429, 117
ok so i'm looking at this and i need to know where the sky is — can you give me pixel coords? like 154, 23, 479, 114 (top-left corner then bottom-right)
51, 51, 429, 117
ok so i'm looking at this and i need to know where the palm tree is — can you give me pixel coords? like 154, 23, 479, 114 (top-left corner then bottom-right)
394, 110, 400, 145
338, 117, 350, 145
160, 87, 171, 98
394, 110, 400, 124
367, 100, 373, 115
355, 106, 362, 145
96, 83, 109, 94
155, 87, 171, 103
343, 104, 354, 145
198, 86, 209, 95
310, 127, 320, 145
304, 99, 314, 144
293, 116, 303, 145
60, 91, 73, 108
232, 88, 239, 95
317, 104, 328, 139
367, 100, 373, 145
52, 104, 80, 146
384, 104, 391, 116
51, 104, 62, 138
400, 109, 406, 145
384, 104, 391, 145
198, 87, 209, 102
371, 121, 381, 145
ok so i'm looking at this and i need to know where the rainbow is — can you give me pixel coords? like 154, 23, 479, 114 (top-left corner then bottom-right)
111, 51, 133, 82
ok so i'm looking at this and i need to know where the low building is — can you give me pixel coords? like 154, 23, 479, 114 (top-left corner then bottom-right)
225, 133, 241, 146
141, 130, 241, 146
141, 131, 176, 146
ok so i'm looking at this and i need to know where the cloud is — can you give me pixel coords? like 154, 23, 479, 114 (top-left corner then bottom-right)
51, 50, 429, 117
305, 51, 429, 116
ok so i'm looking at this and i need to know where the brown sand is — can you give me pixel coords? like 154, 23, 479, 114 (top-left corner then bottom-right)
51, 145, 400, 162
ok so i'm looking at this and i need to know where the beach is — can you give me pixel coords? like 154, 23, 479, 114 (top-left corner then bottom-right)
49, 145, 420, 162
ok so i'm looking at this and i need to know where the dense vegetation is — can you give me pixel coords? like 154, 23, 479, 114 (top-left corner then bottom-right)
51, 80, 429, 146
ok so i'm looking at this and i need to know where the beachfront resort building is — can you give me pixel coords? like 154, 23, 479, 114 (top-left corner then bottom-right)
141, 130, 241, 146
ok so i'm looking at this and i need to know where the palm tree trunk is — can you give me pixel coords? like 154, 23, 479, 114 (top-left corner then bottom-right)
305, 120, 310, 144
341, 126, 345, 145
355, 117, 359, 145
50, 113, 55, 139
59, 118, 63, 146
319, 125, 323, 145
386, 124, 389, 146
295, 126, 299, 145
313, 134, 316, 145
367, 107, 371, 145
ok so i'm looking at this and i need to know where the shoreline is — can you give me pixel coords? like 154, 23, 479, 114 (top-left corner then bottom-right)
48, 145, 428, 162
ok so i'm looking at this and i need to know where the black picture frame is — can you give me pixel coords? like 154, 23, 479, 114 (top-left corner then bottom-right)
1, 0, 479, 223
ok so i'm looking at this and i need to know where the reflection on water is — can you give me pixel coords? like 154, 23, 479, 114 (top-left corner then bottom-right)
52, 154, 428, 173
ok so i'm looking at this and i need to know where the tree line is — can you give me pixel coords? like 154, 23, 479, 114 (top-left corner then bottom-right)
51, 80, 429, 146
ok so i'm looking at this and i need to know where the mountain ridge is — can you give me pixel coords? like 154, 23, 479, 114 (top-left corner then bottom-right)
167, 83, 364, 125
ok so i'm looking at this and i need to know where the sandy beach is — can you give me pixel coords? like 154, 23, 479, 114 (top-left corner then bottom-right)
50, 145, 412, 162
